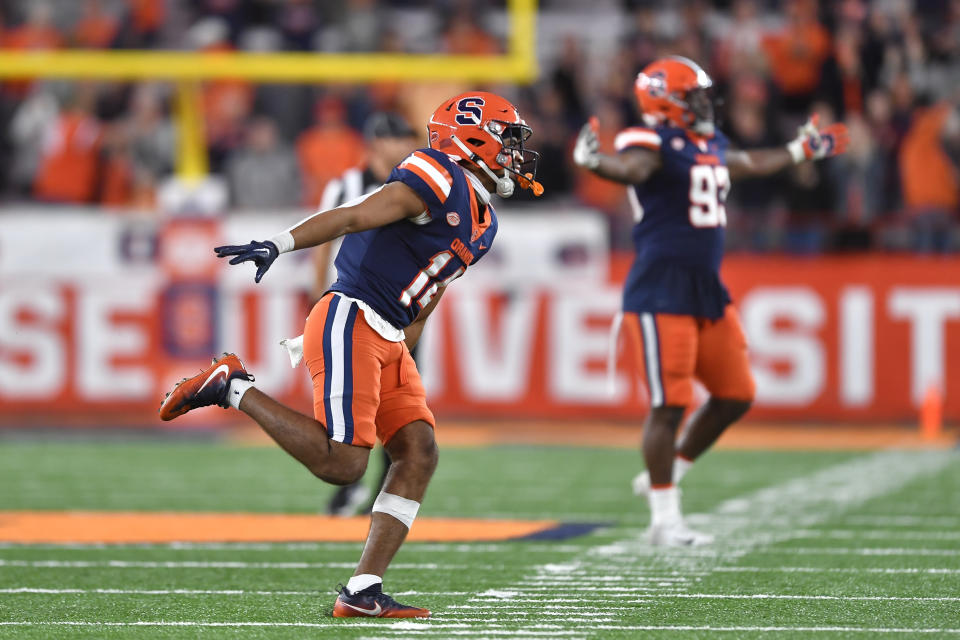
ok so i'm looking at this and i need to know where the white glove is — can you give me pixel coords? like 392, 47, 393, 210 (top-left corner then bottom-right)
573, 118, 600, 169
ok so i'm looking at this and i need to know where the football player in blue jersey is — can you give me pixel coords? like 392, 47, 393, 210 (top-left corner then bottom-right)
573, 56, 849, 546
159, 92, 542, 617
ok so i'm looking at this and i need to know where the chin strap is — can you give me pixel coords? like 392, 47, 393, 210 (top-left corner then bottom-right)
448, 135, 542, 198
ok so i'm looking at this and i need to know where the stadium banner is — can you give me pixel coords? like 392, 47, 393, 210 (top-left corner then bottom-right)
1, 210, 959, 425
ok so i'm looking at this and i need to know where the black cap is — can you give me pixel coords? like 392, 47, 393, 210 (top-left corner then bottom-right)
363, 112, 416, 140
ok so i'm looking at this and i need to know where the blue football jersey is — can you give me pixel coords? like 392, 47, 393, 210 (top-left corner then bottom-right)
330, 148, 497, 330
616, 125, 732, 319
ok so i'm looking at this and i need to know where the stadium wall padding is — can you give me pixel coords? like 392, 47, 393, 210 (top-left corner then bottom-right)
1, 211, 958, 425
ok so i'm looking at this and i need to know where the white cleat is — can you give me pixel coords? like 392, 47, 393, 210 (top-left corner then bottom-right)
647, 521, 715, 547
631, 471, 651, 497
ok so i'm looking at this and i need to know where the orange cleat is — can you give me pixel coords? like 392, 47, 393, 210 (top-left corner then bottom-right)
158, 353, 253, 421
333, 584, 430, 619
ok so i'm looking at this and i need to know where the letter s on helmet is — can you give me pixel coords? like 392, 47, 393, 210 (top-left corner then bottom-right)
427, 91, 542, 197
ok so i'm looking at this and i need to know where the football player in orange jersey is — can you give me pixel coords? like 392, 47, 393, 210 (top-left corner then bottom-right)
159, 91, 542, 616
574, 56, 848, 546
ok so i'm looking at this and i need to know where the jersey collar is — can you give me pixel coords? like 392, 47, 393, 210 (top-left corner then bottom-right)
462, 167, 492, 205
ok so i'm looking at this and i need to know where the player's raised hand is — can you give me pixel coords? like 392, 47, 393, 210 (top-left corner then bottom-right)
573, 116, 601, 169
788, 114, 850, 162
214, 239, 279, 283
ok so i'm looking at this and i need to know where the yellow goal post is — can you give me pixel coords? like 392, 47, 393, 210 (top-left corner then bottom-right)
0, 0, 538, 180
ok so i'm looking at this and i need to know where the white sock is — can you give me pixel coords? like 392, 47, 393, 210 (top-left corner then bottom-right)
648, 485, 682, 527
673, 455, 694, 484
345, 573, 382, 594
227, 378, 254, 410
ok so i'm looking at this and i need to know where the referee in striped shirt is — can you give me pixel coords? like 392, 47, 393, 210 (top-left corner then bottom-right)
318, 112, 420, 516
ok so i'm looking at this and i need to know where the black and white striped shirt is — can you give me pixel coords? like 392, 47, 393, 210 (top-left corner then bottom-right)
316, 167, 382, 289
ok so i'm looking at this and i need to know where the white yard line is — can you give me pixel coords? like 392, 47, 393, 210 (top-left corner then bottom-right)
637, 593, 960, 602
840, 515, 960, 527
714, 566, 960, 575
0, 621, 958, 634
0, 559, 469, 570
0, 588, 317, 596
0, 541, 583, 553
789, 528, 960, 541
755, 546, 960, 557
455, 592, 960, 603
0, 587, 469, 597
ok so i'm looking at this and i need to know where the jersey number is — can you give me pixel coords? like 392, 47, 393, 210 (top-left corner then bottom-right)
398, 251, 465, 310
688, 165, 730, 228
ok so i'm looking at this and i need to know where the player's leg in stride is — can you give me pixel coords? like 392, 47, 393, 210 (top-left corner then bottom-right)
622, 313, 715, 546
158, 333, 434, 618
625, 307, 755, 546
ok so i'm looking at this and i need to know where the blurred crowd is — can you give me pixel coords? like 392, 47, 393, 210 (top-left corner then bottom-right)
0, 0, 959, 252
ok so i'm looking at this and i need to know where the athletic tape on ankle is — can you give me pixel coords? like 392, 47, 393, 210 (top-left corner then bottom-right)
371, 492, 420, 529
227, 378, 254, 410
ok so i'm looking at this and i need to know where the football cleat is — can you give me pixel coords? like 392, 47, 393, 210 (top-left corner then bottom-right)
158, 353, 253, 421
647, 520, 714, 547
332, 583, 430, 619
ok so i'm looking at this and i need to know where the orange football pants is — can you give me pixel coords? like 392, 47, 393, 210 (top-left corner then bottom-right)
302, 293, 434, 448
622, 305, 756, 408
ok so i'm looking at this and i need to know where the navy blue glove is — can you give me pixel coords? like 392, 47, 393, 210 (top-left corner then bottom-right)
214, 239, 279, 283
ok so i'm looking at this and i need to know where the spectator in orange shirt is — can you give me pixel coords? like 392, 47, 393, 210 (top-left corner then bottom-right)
442, 6, 500, 55
296, 96, 364, 207
2, 2, 63, 97
33, 86, 103, 204
126, 0, 164, 46
100, 125, 135, 208
3, 2, 63, 50
762, 0, 831, 112
73, 0, 120, 49
899, 102, 960, 251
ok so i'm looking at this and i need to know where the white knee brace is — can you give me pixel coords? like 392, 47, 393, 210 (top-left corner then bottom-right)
371, 492, 420, 529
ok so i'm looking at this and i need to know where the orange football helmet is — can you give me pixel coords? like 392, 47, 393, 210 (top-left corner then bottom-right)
428, 91, 541, 197
634, 56, 716, 135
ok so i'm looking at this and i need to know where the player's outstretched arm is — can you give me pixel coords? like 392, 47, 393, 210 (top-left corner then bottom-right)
403, 285, 445, 350
573, 118, 662, 185
728, 115, 849, 180
286, 181, 426, 249
214, 182, 425, 283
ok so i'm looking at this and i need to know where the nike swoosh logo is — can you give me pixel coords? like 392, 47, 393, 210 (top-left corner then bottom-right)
479, 244, 488, 250
197, 364, 229, 394
254, 248, 271, 255
341, 601, 382, 616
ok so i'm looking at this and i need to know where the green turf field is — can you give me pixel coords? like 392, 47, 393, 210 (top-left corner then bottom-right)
0, 440, 958, 638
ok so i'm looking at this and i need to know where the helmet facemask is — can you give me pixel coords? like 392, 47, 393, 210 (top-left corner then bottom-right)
489, 120, 540, 189
454, 119, 541, 198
